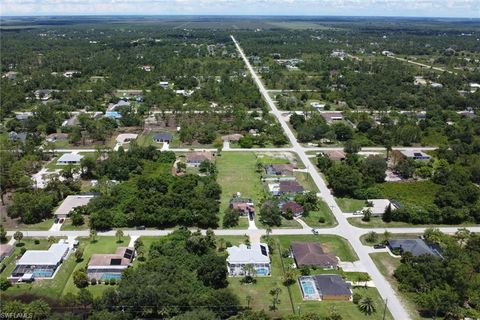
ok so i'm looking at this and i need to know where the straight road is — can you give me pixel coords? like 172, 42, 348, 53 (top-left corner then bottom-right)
387, 55, 456, 74
231, 34, 411, 320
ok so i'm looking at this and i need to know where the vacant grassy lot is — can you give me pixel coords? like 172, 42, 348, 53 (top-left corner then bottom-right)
300, 200, 337, 228
3, 218, 54, 231
336, 197, 366, 213
294, 172, 319, 192
377, 181, 439, 208
63, 236, 130, 297
349, 216, 478, 229
216, 152, 263, 228
370, 252, 421, 320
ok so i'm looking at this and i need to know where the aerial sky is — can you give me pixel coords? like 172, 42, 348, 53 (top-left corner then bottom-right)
1, 0, 479, 18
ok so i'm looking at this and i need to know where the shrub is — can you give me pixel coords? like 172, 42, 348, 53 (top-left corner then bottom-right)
34, 239, 40, 245
353, 292, 362, 304
365, 231, 378, 243
0, 277, 11, 291
90, 278, 97, 285
300, 267, 311, 276
109, 279, 116, 285
73, 270, 89, 288
318, 217, 326, 223
20, 247, 27, 255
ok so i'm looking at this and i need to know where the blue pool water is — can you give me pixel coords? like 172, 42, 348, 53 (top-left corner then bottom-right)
300, 280, 316, 295
255, 268, 269, 276
101, 273, 122, 280
32, 270, 54, 278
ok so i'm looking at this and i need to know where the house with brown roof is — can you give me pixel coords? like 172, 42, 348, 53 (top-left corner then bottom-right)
322, 150, 346, 161
279, 180, 304, 195
291, 242, 339, 269
186, 151, 213, 167
265, 164, 295, 176
230, 197, 255, 216
281, 201, 304, 217
46, 133, 69, 142
222, 133, 243, 142
87, 247, 135, 281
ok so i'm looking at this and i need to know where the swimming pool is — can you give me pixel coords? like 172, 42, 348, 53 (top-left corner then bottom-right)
299, 277, 320, 300
101, 273, 122, 280
255, 267, 270, 276
32, 269, 54, 278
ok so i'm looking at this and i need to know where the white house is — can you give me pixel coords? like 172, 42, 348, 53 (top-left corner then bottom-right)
9, 239, 76, 281
356, 199, 400, 217
57, 153, 84, 165
54, 195, 95, 219
226, 243, 271, 276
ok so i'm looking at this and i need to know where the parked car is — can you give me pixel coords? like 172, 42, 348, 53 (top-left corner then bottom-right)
373, 244, 386, 249
136, 225, 146, 230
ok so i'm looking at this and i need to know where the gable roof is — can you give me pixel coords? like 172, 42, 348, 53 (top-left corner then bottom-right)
266, 164, 295, 175
226, 243, 270, 265
291, 242, 338, 267
313, 274, 351, 296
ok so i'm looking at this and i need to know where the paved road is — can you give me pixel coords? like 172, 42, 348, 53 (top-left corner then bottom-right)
231, 34, 411, 320
387, 55, 456, 74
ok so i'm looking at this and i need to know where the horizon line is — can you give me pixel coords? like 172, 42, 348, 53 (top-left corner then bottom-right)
1, 14, 479, 20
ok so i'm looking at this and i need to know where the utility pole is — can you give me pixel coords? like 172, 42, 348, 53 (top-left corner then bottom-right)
382, 298, 388, 320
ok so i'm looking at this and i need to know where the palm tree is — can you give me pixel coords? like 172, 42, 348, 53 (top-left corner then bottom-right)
266, 226, 272, 238
217, 238, 225, 252
358, 296, 376, 315
89, 229, 97, 243
383, 230, 392, 243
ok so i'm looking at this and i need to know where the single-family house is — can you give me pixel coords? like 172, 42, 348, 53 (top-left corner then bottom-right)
87, 247, 135, 281
159, 81, 169, 89
430, 82, 443, 89
279, 180, 304, 195
15, 112, 32, 121
281, 201, 305, 217
310, 102, 325, 110
3, 71, 18, 80
108, 100, 130, 111
222, 134, 244, 142
356, 199, 400, 217
186, 151, 213, 167
265, 164, 295, 176
9, 239, 74, 281
57, 153, 84, 165
46, 133, 69, 142
8, 131, 27, 143
0, 244, 14, 262
291, 242, 338, 269
230, 197, 255, 216
387, 239, 443, 258
54, 195, 95, 219
322, 150, 346, 161
152, 132, 173, 143
299, 275, 352, 301
393, 150, 431, 162
63, 71, 80, 78
470, 83, 480, 92
34, 89, 58, 100
226, 243, 270, 276
320, 112, 344, 123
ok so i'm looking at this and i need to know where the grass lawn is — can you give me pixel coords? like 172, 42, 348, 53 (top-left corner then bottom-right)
336, 197, 366, 213
300, 200, 337, 228
61, 216, 90, 231
227, 241, 294, 317
370, 252, 421, 320
231, 235, 391, 319
377, 181, 439, 208
294, 172, 319, 193
274, 234, 358, 262
5, 219, 54, 231
348, 217, 478, 229
62, 236, 130, 298
256, 154, 291, 165
216, 152, 264, 229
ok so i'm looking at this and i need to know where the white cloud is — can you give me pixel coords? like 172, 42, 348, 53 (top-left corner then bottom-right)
0, 0, 478, 17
